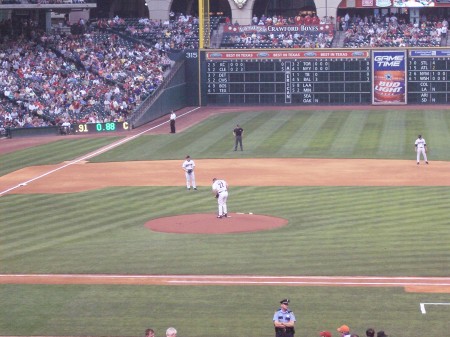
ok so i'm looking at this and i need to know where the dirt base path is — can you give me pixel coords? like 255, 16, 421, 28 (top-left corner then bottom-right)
0, 274, 449, 293
1, 158, 449, 194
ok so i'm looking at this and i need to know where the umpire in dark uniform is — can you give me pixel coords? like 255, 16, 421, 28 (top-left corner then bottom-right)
273, 299, 296, 337
233, 124, 244, 151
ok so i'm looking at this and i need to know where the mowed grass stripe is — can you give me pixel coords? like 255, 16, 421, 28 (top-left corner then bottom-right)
303, 110, 350, 157
425, 110, 450, 160
1, 211, 150, 260
405, 110, 426, 147
0, 137, 121, 176
196, 112, 264, 155
269, 111, 312, 156
1, 206, 142, 258
278, 110, 332, 154
330, 110, 369, 156
1, 188, 200, 257
377, 110, 406, 157
251, 110, 302, 154
233, 110, 283, 154
352, 111, 385, 158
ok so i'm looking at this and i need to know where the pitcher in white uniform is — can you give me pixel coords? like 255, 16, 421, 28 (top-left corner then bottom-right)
212, 178, 228, 218
414, 134, 428, 165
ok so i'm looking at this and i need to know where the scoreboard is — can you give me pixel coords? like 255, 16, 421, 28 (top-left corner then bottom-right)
202, 50, 371, 105
199, 49, 450, 105
407, 49, 450, 104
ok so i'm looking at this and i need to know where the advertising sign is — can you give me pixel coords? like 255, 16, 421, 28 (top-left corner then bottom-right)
393, 0, 435, 6
372, 50, 407, 104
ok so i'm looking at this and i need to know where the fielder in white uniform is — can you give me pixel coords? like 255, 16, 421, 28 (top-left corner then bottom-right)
182, 155, 196, 190
212, 178, 228, 218
415, 134, 428, 165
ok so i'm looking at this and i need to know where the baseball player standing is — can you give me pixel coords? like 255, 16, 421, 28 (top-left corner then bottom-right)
212, 178, 228, 218
182, 155, 196, 190
415, 134, 428, 165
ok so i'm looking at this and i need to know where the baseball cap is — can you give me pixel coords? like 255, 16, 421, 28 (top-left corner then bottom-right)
280, 298, 290, 305
320, 331, 332, 337
377, 331, 388, 337
337, 325, 350, 333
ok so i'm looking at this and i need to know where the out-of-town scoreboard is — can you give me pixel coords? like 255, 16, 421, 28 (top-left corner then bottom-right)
196, 48, 450, 105
407, 49, 450, 104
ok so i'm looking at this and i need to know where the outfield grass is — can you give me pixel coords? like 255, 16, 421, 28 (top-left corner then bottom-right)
1, 109, 450, 337
90, 109, 450, 162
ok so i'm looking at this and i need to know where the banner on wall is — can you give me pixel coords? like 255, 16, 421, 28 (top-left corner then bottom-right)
392, 0, 435, 6
372, 50, 407, 105
223, 24, 334, 34
361, 0, 436, 7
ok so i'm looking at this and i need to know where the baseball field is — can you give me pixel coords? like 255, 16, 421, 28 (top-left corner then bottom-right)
1, 106, 450, 337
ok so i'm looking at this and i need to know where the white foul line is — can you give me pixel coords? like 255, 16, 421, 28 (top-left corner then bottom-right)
420, 302, 450, 314
0, 107, 200, 197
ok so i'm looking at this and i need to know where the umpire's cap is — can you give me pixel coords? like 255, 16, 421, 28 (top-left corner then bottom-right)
280, 299, 290, 305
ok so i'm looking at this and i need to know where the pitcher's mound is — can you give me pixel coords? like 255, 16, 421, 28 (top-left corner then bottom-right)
145, 213, 288, 234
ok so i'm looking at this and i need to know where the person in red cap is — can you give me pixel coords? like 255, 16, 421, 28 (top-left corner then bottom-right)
337, 325, 351, 337
320, 331, 332, 337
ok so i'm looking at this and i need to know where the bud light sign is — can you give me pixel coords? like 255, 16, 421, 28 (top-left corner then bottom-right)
372, 50, 407, 104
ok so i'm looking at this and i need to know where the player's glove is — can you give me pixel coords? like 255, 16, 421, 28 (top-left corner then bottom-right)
187, 169, 192, 174
215, 193, 219, 199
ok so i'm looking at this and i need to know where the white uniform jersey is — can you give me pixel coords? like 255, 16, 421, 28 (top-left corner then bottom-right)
415, 137, 426, 149
182, 159, 195, 171
212, 179, 227, 193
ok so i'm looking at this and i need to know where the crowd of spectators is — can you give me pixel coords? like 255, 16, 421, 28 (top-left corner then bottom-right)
101, 14, 200, 51
0, 17, 173, 135
221, 13, 335, 49
342, 12, 448, 47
